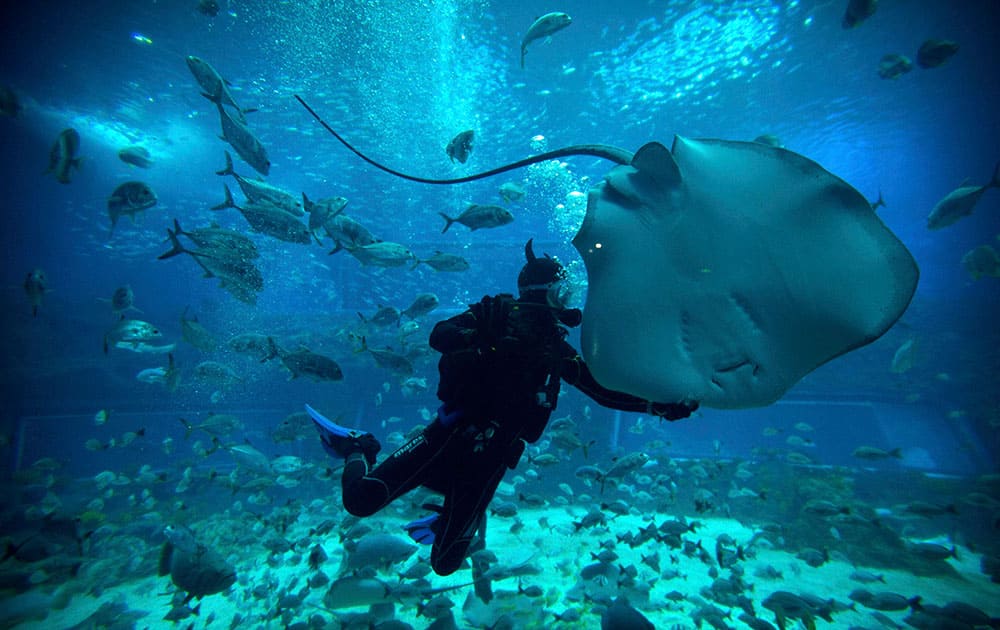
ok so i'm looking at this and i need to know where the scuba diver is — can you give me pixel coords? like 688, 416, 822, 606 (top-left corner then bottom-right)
306, 239, 697, 576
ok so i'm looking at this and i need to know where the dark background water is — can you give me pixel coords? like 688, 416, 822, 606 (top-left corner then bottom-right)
1, 1, 998, 477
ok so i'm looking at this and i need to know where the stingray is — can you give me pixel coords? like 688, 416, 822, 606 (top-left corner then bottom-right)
295, 96, 918, 408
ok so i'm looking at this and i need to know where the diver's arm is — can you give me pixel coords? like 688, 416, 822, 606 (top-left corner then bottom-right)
561, 348, 697, 420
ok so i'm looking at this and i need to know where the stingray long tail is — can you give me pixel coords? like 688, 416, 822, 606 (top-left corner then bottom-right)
294, 95, 633, 184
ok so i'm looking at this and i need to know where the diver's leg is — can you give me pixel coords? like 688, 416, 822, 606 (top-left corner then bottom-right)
342, 421, 457, 517
430, 464, 506, 576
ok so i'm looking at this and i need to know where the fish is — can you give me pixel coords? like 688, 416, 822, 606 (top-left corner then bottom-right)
212, 99, 269, 175
926, 163, 1000, 229
113, 340, 176, 354
917, 39, 959, 68
599, 452, 649, 491
103, 317, 162, 354
358, 305, 402, 327
753, 134, 783, 148
869, 190, 886, 210
877, 54, 913, 79
321, 213, 379, 248
520, 12, 572, 69
197, 0, 220, 17
446, 129, 474, 164
333, 240, 415, 267
193, 361, 242, 386
158, 220, 264, 304
107, 181, 157, 234
118, 145, 153, 168
216, 151, 301, 215
323, 574, 391, 609
439, 204, 513, 232
24, 268, 47, 317
136, 353, 181, 391
295, 99, 918, 409
227, 332, 272, 360
889, 337, 918, 374
762, 591, 833, 630
186, 55, 250, 121
303, 193, 348, 240
99, 285, 141, 316
499, 181, 526, 203
158, 525, 236, 603
962, 244, 1000, 280
842, 0, 877, 28
180, 412, 244, 439
213, 188, 312, 244
343, 533, 417, 571
413, 251, 470, 272
264, 337, 343, 381
849, 588, 921, 611
401, 293, 440, 319
852, 445, 902, 460
44, 128, 81, 184
271, 411, 313, 443
601, 596, 654, 629
180, 307, 218, 352
358, 336, 413, 375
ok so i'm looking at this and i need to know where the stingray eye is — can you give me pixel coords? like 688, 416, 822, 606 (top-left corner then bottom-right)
603, 169, 643, 207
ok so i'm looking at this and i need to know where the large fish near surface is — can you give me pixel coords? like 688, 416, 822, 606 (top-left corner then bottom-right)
211, 99, 269, 175
926, 162, 999, 229
216, 151, 302, 215
186, 55, 251, 121
44, 128, 81, 184
520, 12, 572, 68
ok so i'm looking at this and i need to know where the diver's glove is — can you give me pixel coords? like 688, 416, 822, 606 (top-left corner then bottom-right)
404, 503, 444, 545
306, 403, 381, 465
648, 400, 699, 421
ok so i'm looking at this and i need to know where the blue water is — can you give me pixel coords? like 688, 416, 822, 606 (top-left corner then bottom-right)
1, 1, 999, 627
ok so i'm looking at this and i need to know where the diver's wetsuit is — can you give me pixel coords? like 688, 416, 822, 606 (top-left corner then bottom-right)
339, 294, 692, 576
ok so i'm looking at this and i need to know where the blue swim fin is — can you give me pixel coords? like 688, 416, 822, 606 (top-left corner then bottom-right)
305, 403, 379, 462
404, 503, 444, 545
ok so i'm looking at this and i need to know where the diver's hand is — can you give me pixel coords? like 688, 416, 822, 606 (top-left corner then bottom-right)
648, 400, 699, 421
